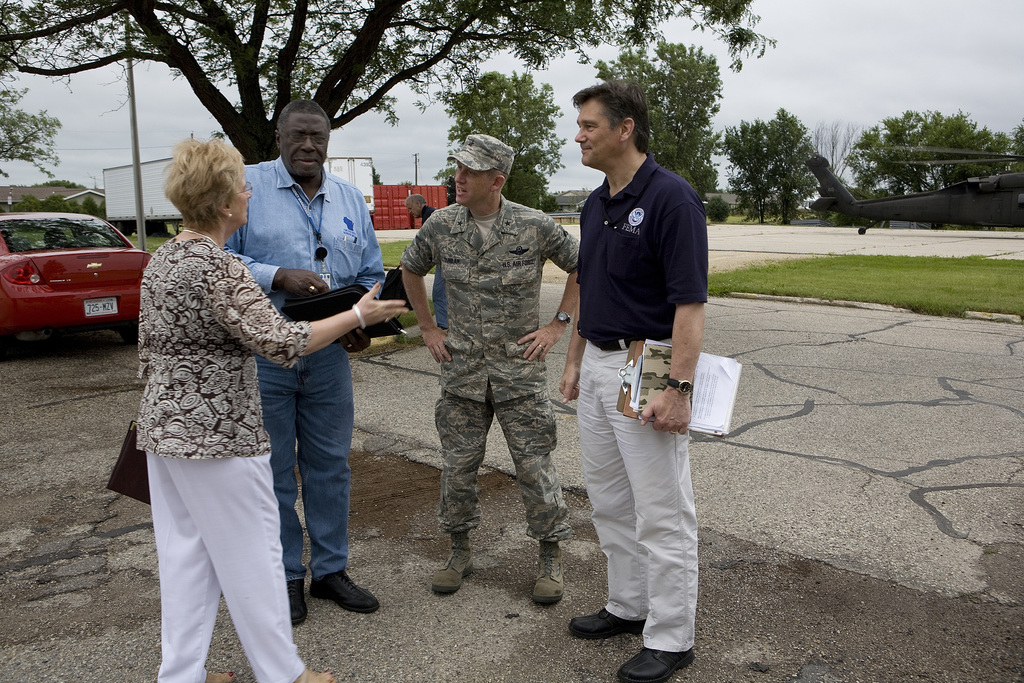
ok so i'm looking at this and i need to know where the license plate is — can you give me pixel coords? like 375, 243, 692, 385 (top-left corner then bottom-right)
84, 297, 118, 317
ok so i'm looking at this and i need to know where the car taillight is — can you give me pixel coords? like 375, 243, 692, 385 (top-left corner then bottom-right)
2, 261, 43, 285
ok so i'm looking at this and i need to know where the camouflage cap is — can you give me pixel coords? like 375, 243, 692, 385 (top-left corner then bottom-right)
448, 134, 514, 175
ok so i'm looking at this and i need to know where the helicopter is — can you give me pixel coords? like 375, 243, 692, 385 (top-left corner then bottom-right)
806, 152, 1024, 234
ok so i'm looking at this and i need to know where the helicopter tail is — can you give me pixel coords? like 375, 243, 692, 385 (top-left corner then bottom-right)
807, 155, 856, 211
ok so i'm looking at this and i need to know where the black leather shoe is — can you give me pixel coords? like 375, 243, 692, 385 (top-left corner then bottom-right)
287, 579, 307, 626
568, 608, 646, 639
617, 647, 695, 683
310, 570, 380, 613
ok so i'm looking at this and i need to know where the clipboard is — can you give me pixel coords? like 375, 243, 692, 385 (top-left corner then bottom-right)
615, 340, 645, 417
617, 339, 742, 437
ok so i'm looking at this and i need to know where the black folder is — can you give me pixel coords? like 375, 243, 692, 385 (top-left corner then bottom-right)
282, 278, 405, 339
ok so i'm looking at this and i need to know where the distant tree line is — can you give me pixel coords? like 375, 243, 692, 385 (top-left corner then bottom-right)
2, 192, 106, 219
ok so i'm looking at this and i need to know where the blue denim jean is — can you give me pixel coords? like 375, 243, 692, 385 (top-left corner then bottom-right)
256, 344, 353, 582
432, 267, 448, 330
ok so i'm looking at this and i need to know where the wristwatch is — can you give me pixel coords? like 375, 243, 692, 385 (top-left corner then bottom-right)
666, 378, 693, 394
555, 311, 571, 325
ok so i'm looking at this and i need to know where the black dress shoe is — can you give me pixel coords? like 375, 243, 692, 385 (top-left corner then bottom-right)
617, 647, 694, 683
310, 570, 380, 613
568, 608, 646, 639
287, 579, 307, 626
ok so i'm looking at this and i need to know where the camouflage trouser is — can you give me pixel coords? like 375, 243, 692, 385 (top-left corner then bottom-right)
435, 388, 572, 542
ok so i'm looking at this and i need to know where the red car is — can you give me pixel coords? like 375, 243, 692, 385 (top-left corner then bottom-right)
0, 212, 151, 358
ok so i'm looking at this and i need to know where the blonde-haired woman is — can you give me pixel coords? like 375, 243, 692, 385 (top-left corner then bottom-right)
138, 138, 406, 683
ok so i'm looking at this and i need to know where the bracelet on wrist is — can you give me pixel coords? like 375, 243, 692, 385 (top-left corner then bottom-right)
352, 304, 367, 329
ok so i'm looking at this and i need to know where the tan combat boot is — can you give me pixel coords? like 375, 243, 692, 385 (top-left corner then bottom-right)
431, 531, 473, 593
532, 540, 564, 604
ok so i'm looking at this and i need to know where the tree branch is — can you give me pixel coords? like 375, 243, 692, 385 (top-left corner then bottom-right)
0, 3, 122, 42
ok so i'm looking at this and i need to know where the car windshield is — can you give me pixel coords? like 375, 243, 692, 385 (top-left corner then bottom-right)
0, 218, 127, 252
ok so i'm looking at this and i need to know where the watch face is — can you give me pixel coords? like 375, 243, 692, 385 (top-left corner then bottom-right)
556, 311, 571, 323
668, 378, 693, 393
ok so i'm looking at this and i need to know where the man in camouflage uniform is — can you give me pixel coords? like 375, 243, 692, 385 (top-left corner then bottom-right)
401, 134, 579, 604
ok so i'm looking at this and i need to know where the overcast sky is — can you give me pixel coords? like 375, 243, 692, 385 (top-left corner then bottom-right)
4, 0, 1023, 194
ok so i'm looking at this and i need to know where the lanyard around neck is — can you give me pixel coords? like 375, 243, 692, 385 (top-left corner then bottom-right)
290, 186, 324, 246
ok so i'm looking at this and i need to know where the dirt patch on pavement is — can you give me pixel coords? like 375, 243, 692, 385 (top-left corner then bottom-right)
349, 449, 518, 539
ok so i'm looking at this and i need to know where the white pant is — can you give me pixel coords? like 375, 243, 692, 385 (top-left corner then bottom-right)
576, 343, 699, 652
148, 453, 305, 683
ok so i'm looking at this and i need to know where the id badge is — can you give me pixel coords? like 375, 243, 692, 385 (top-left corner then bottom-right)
319, 272, 332, 288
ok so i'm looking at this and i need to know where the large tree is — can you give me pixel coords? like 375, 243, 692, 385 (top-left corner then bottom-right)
722, 108, 815, 224
848, 111, 1012, 195
440, 71, 563, 208
594, 41, 722, 196
0, 0, 770, 163
721, 118, 771, 222
0, 87, 60, 177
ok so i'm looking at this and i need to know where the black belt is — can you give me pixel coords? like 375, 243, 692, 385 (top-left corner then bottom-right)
589, 337, 644, 352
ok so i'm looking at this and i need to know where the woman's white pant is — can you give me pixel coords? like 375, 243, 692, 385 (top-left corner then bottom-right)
576, 343, 699, 652
148, 452, 305, 683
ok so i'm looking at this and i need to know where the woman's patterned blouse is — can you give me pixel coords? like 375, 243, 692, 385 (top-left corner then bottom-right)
137, 238, 312, 458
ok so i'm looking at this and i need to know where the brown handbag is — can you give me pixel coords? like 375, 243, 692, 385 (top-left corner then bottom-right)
106, 421, 151, 504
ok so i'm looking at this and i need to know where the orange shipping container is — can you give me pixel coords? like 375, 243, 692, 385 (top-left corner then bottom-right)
373, 185, 448, 229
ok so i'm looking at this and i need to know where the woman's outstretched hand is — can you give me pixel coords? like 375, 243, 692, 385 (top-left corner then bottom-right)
356, 282, 408, 327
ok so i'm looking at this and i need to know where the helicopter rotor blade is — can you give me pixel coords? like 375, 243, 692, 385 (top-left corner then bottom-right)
892, 158, 1024, 166
880, 146, 1024, 163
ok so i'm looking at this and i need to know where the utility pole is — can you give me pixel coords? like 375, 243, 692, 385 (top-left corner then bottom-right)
413, 153, 419, 185
126, 22, 146, 251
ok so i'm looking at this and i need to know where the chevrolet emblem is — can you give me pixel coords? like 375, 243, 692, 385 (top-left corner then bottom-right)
87, 263, 103, 269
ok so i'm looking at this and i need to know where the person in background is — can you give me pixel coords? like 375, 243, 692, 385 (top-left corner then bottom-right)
560, 81, 708, 683
401, 134, 579, 604
225, 99, 386, 625
139, 137, 406, 683
405, 193, 446, 330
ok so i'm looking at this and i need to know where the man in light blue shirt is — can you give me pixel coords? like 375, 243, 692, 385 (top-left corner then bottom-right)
226, 99, 385, 625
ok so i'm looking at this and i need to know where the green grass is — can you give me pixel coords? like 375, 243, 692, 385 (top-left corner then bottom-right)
381, 239, 444, 276
128, 235, 172, 253
709, 255, 1024, 318
721, 215, 760, 225
378, 240, 410, 268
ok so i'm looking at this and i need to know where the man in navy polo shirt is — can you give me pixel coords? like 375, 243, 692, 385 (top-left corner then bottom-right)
560, 81, 708, 683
